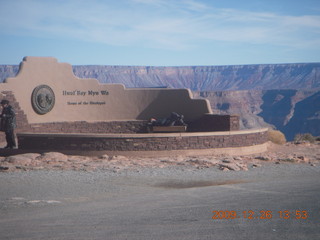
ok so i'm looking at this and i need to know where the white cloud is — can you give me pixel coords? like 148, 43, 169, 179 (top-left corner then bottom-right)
0, 0, 319, 51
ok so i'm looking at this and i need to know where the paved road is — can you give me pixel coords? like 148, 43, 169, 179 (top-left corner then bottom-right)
0, 164, 319, 239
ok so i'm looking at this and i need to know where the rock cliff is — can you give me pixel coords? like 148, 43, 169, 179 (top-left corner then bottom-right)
71, 63, 320, 91
1, 63, 319, 90
194, 89, 320, 140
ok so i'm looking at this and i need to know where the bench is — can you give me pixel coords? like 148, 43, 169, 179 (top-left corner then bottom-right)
150, 125, 187, 133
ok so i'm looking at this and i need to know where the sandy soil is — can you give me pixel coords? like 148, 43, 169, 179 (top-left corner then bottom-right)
0, 141, 319, 173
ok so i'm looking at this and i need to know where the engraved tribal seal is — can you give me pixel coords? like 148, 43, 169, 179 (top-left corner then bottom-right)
31, 85, 55, 115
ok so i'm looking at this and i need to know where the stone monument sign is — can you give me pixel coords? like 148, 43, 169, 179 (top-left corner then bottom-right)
1, 57, 212, 124
0, 57, 269, 156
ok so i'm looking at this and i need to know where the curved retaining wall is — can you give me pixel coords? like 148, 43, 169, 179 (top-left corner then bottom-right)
17, 128, 268, 156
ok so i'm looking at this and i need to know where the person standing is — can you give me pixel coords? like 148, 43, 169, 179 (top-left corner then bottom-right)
0, 100, 16, 149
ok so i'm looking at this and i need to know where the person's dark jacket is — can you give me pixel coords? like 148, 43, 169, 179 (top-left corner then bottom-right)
0, 105, 16, 131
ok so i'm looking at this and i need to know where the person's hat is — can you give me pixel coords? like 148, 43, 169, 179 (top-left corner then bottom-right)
0, 100, 9, 105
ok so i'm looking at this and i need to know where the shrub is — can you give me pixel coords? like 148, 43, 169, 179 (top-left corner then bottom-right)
294, 133, 315, 143
268, 130, 286, 145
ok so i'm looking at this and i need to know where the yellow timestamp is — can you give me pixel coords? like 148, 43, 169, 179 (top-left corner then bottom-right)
211, 210, 308, 220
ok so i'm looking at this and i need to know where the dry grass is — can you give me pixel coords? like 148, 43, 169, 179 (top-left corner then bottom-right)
268, 130, 286, 145
294, 133, 315, 143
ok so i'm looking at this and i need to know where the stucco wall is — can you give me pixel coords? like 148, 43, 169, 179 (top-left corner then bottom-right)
0, 91, 239, 144
2, 57, 212, 124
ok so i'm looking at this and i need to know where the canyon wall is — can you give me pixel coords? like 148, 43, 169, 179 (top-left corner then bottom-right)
194, 89, 319, 140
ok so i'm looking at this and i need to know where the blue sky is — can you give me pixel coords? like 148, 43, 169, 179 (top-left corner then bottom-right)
0, 0, 320, 66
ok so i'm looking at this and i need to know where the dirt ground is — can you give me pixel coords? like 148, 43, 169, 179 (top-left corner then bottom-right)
1, 141, 320, 240
0, 141, 319, 173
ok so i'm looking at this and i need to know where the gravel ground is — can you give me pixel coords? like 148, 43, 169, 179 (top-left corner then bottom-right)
0, 156, 319, 206
0, 141, 319, 203
0, 142, 319, 240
